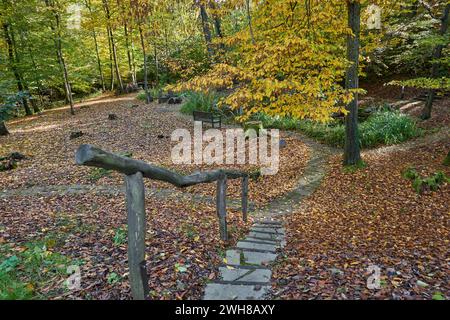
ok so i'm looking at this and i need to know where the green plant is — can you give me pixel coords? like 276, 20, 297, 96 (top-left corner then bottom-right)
180, 91, 219, 115
443, 152, 450, 166
402, 167, 419, 180
88, 167, 112, 181
0, 241, 71, 300
107, 272, 121, 285
405, 169, 450, 194
113, 226, 127, 246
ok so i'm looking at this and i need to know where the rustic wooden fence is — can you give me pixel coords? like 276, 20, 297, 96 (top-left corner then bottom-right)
75, 144, 251, 300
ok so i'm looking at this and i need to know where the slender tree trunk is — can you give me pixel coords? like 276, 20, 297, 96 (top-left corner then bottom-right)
154, 45, 159, 86
103, 0, 124, 92
107, 26, 114, 91
139, 25, 151, 104
344, 1, 361, 166
85, 0, 106, 91
199, 4, 213, 58
421, 4, 449, 120
0, 121, 9, 136
246, 0, 255, 44
45, 0, 74, 115
117, 0, 136, 85
3, 22, 32, 116
124, 23, 136, 85
20, 31, 43, 111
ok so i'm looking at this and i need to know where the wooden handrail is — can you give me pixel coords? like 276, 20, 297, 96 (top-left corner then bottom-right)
75, 144, 251, 300
76, 144, 251, 187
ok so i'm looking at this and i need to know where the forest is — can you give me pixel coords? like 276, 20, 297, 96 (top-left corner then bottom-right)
0, 0, 449, 302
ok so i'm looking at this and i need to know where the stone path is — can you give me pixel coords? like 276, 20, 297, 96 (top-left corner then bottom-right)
203, 134, 336, 300
0, 183, 254, 211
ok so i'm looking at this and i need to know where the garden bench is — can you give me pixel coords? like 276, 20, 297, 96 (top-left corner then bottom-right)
193, 110, 222, 128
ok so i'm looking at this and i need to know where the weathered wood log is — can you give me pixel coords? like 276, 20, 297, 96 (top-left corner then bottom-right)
0, 121, 9, 136
216, 174, 228, 241
241, 176, 249, 222
125, 172, 149, 300
76, 144, 249, 187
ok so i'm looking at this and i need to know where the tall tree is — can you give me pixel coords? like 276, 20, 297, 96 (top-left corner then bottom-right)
85, 0, 106, 91
421, 2, 449, 120
2, 20, 32, 115
131, 0, 151, 103
45, 0, 75, 115
103, 0, 124, 92
245, 0, 255, 44
199, 2, 213, 59
343, 0, 362, 166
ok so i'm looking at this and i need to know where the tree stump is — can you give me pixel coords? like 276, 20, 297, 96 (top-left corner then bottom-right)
0, 121, 9, 136
70, 131, 84, 139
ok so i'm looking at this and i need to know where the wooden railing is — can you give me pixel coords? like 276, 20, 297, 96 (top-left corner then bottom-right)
75, 144, 252, 299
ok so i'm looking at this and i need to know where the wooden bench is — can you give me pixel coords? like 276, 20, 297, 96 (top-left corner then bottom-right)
193, 111, 222, 128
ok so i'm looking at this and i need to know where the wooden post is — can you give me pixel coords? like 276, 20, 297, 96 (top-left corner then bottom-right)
216, 174, 228, 241
242, 176, 249, 222
125, 171, 149, 300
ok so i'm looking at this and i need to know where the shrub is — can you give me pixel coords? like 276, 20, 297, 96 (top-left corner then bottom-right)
403, 168, 449, 194
180, 91, 219, 115
255, 110, 420, 149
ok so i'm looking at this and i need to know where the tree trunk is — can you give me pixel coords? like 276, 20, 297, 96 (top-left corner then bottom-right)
246, 0, 255, 44
421, 4, 449, 120
107, 26, 114, 91
23, 31, 45, 108
117, 0, 136, 85
154, 45, 159, 87
344, 1, 361, 166
2, 22, 32, 116
45, 0, 74, 115
199, 4, 213, 59
103, 0, 124, 92
0, 121, 9, 136
139, 25, 151, 104
85, 0, 106, 91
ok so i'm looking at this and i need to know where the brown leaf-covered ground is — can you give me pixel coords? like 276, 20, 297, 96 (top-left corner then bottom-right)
0, 94, 309, 205
272, 133, 449, 300
0, 93, 309, 299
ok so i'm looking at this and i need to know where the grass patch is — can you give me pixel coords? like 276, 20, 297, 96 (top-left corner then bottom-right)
88, 167, 112, 181
343, 160, 367, 173
0, 241, 73, 300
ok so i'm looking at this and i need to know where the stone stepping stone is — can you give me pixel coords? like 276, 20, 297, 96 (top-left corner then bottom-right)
219, 267, 271, 283
203, 283, 270, 300
251, 226, 285, 234
248, 231, 284, 241
226, 248, 278, 266
253, 219, 282, 226
236, 241, 278, 253
245, 237, 285, 248
241, 250, 278, 265
226, 249, 241, 265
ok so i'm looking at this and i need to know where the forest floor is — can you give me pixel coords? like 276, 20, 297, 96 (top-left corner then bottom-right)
0, 91, 448, 300
0, 93, 309, 299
